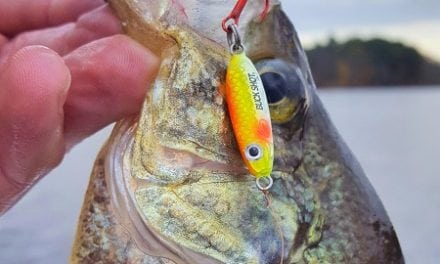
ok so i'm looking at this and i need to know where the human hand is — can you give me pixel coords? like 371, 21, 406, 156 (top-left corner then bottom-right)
0, 0, 159, 214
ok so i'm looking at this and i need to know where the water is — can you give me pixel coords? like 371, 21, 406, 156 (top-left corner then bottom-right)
1, 87, 439, 264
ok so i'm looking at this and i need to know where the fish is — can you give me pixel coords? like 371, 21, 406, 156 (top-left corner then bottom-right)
70, 0, 405, 263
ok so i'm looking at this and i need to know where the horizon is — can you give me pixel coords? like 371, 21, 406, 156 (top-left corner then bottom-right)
280, 0, 440, 62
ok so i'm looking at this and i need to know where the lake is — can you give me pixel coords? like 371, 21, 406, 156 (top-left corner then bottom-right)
1, 87, 439, 263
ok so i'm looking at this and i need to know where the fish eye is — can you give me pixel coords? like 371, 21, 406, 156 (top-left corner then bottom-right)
260, 72, 287, 104
255, 59, 307, 124
245, 144, 262, 161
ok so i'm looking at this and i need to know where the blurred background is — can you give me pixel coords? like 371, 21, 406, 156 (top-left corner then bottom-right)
289, 0, 440, 87
1, 0, 439, 263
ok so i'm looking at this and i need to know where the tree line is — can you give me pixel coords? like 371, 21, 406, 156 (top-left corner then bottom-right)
305, 38, 440, 87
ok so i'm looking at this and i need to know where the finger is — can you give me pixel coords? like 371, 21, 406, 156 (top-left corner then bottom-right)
0, 46, 71, 214
0, 0, 104, 37
0, 5, 121, 67
63, 35, 159, 148
0, 34, 7, 48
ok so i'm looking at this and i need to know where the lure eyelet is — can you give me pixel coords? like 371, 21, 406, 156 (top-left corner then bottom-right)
245, 144, 263, 161
227, 24, 244, 54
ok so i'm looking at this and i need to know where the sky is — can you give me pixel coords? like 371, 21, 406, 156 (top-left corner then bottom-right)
280, 0, 440, 62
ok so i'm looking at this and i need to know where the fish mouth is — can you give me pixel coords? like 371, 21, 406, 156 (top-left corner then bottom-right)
107, 119, 268, 192
104, 120, 298, 264
124, 117, 274, 190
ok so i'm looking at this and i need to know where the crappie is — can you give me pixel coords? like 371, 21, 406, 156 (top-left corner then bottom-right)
70, 0, 404, 263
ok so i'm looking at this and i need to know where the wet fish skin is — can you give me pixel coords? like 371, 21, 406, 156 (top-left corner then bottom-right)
70, 1, 404, 263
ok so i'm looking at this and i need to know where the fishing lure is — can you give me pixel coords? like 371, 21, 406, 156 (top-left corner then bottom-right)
223, 0, 274, 191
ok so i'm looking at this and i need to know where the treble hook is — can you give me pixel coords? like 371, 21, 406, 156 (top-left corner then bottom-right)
222, 0, 270, 32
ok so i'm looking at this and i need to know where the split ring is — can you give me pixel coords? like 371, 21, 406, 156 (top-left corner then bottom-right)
256, 176, 273, 191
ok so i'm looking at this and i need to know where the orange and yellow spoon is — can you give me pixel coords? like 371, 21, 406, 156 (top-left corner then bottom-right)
225, 38, 274, 190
